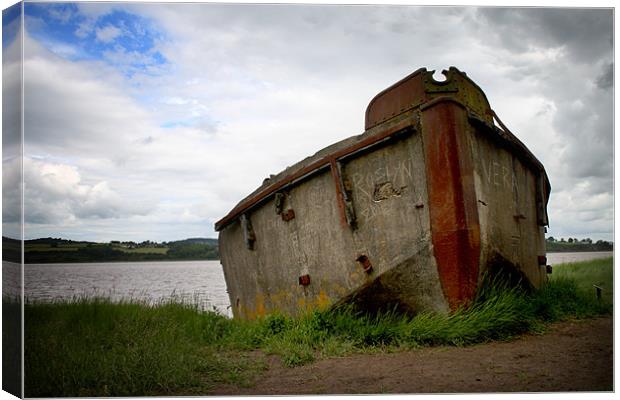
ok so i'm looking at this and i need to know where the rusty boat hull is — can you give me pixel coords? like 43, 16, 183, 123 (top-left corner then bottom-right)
215, 67, 551, 319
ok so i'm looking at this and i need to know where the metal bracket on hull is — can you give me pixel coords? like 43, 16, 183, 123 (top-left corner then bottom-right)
240, 213, 256, 250
356, 254, 373, 274
274, 192, 285, 215
330, 159, 357, 229
281, 209, 296, 222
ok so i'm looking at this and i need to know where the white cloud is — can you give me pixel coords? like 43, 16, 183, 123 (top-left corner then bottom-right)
21, 29, 245, 240
23, 158, 151, 225
23, 33, 154, 155
47, 6, 75, 24
95, 24, 122, 43
2, 158, 21, 226
18, 5, 614, 242
3, 13, 23, 240
2, 18, 22, 159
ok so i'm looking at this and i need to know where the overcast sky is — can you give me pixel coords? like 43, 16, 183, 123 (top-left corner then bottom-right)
2, 2, 614, 242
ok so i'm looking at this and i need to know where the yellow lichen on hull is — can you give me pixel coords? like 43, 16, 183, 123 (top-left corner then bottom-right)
316, 290, 330, 309
255, 292, 266, 317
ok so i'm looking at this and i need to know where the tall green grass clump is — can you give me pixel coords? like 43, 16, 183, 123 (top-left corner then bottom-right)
25, 298, 262, 397
244, 257, 613, 366
25, 257, 612, 396
551, 257, 613, 304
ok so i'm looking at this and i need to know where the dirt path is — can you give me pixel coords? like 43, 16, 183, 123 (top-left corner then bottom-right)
211, 317, 613, 395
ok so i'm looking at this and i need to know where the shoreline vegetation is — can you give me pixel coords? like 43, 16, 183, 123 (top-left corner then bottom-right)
545, 237, 613, 252
19, 257, 613, 397
3, 236, 219, 264
1, 236, 613, 264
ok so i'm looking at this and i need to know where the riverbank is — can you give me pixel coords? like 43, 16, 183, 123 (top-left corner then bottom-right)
211, 316, 613, 394
22, 258, 613, 396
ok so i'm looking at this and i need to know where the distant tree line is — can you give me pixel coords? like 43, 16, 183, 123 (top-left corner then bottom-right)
2, 237, 21, 263
546, 237, 613, 252
3, 237, 220, 264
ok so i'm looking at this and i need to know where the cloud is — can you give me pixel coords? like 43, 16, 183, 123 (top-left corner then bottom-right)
477, 8, 613, 62
2, 15, 22, 158
19, 5, 614, 242
2, 5, 23, 240
2, 158, 21, 225
2, 4, 21, 48
596, 62, 613, 89
21, 27, 238, 240
470, 8, 613, 240
23, 157, 151, 225
95, 24, 122, 43
46, 4, 76, 25
23, 33, 155, 155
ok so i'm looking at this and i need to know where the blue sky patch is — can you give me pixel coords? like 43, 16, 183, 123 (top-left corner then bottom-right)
24, 3, 168, 76
2, 2, 21, 49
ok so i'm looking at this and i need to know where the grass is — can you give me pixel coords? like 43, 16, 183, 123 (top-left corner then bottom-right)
551, 257, 613, 304
22, 257, 612, 396
25, 299, 265, 396
25, 244, 84, 252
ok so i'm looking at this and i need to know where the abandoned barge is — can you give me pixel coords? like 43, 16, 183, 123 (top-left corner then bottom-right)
215, 67, 551, 319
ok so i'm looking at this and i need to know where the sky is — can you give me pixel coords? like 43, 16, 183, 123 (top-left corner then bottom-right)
1, 2, 614, 242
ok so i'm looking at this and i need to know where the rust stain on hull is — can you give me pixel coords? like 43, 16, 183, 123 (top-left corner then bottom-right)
421, 101, 480, 310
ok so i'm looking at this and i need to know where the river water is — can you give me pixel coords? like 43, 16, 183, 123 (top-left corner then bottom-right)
23, 260, 232, 316
13, 251, 613, 317
546, 251, 613, 265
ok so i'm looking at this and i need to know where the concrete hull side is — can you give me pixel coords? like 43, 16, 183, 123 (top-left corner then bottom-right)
219, 117, 450, 319
221, 170, 353, 320
340, 122, 449, 315
418, 98, 546, 309
219, 102, 548, 318
468, 121, 547, 288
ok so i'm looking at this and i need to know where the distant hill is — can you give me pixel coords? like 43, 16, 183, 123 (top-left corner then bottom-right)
3, 236, 219, 264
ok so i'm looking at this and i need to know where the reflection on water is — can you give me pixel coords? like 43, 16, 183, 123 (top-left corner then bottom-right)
25, 260, 231, 316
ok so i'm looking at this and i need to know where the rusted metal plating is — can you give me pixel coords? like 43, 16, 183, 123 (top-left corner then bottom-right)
421, 100, 480, 310
365, 67, 494, 130
356, 255, 373, 274
298, 274, 311, 286
281, 209, 295, 222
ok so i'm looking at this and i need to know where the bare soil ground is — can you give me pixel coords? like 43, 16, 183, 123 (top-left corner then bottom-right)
211, 317, 613, 395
